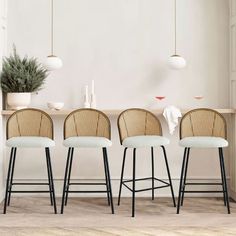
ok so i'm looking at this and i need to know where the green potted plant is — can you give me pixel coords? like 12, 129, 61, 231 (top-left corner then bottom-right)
0, 46, 48, 110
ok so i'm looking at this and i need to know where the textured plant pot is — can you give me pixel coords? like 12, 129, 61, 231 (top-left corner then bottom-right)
7, 93, 31, 110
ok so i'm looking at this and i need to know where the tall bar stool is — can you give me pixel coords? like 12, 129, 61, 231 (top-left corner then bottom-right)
177, 108, 230, 214
61, 108, 114, 214
4, 108, 57, 214
117, 108, 176, 217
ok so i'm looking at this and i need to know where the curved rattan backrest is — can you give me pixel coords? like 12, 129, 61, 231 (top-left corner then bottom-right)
180, 108, 227, 139
64, 108, 111, 139
117, 108, 162, 144
7, 108, 53, 139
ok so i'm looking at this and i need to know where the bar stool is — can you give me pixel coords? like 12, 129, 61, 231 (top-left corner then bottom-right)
61, 108, 114, 214
177, 108, 230, 214
4, 108, 57, 214
117, 108, 176, 217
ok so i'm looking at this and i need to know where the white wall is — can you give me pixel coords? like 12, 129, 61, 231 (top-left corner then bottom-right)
5, 0, 230, 197
0, 0, 7, 200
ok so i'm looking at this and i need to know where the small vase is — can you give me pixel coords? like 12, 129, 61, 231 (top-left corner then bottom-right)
90, 94, 96, 108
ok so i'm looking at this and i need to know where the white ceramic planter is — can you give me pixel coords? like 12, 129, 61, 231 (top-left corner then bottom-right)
7, 93, 31, 110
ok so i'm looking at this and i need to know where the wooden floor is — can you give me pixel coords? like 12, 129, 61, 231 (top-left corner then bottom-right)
0, 197, 236, 235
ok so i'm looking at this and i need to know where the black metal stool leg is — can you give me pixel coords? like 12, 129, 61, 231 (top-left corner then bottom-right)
219, 148, 230, 214
132, 148, 136, 217
61, 148, 71, 214
181, 148, 190, 206
118, 148, 127, 206
177, 148, 187, 214
3, 148, 15, 214
103, 148, 114, 214
103, 148, 110, 206
151, 147, 155, 200
161, 146, 176, 207
45, 148, 53, 206
219, 148, 226, 206
7, 148, 17, 206
46, 148, 57, 214
65, 148, 74, 206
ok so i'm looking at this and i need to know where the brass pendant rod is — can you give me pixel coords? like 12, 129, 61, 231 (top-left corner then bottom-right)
51, 0, 54, 55
174, 0, 177, 55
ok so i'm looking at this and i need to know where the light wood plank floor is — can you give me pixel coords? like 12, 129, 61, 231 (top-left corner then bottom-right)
0, 197, 236, 235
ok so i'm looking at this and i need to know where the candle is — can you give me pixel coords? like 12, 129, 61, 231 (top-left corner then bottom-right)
91, 80, 95, 95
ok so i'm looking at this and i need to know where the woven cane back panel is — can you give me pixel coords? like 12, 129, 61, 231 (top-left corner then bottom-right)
117, 108, 162, 144
7, 108, 53, 139
180, 108, 226, 139
64, 109, 111, 139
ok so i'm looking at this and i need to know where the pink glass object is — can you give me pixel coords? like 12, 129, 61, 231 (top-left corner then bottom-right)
155, 96, 165, 100
194, 95, 204, 100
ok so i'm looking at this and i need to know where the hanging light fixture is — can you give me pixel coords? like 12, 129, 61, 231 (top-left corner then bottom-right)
168, 0, 186, 69
45, 0, 63, 71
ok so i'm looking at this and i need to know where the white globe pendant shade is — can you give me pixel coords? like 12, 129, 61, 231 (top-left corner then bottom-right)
168, 55, 186, 70
45, 55, 63, 71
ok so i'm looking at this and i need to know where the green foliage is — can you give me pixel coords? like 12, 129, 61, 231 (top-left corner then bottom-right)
0, 46, 48, 93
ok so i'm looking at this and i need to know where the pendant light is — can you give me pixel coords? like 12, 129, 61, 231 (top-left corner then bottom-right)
168, 0, 186, 69
45, 0, 63, 71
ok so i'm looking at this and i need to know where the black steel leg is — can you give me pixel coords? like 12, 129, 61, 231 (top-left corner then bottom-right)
7, 148, 17, 206
118, 148, 127, 206
177, 148, 187, 214
161, 146, 176, 207
65, 148, 74, 206
132, 148, 136, 217
219, 148, 230, 214
181, 148, 190, 206
45, 148, 53, 206
61, 148, 71, 214
151, 147, 155, 200
219, 148, 226, 206
46, 148, 57, 214
103, 148, 110, 206
3, 148, 15, 214
103, 148, 114, 214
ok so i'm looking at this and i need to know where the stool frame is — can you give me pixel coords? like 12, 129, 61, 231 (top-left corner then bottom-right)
177, 108, 230, 214
117, 108, 176, 217
61, 108, 114, 214
4, 108, 57, 214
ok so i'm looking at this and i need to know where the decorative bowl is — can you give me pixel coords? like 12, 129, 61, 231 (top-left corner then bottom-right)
47, 102, 64, 110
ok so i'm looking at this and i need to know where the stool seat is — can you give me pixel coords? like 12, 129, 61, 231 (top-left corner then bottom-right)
179, 136, 228, 148
122, 135, 170, 148
63, 136, 112, 148
6, 136, 55, 148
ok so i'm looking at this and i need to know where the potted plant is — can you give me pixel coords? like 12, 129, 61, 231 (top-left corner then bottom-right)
0, 46, 48, 110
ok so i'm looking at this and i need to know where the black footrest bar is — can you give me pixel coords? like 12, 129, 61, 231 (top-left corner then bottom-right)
69, 182, 107, 186
185, 182, 223, 186
66, 190, 108, 193
123, 182, 170, 193
12, 183, 49, 186
183, 190, 225, 193
10, 190, 51, 193
123, 177, 169, 186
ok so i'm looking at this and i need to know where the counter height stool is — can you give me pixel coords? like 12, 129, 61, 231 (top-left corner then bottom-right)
117, 108, 176, 217
177, 108, 230, 214
4, 108, 57, 214
61, 108, 114, 214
